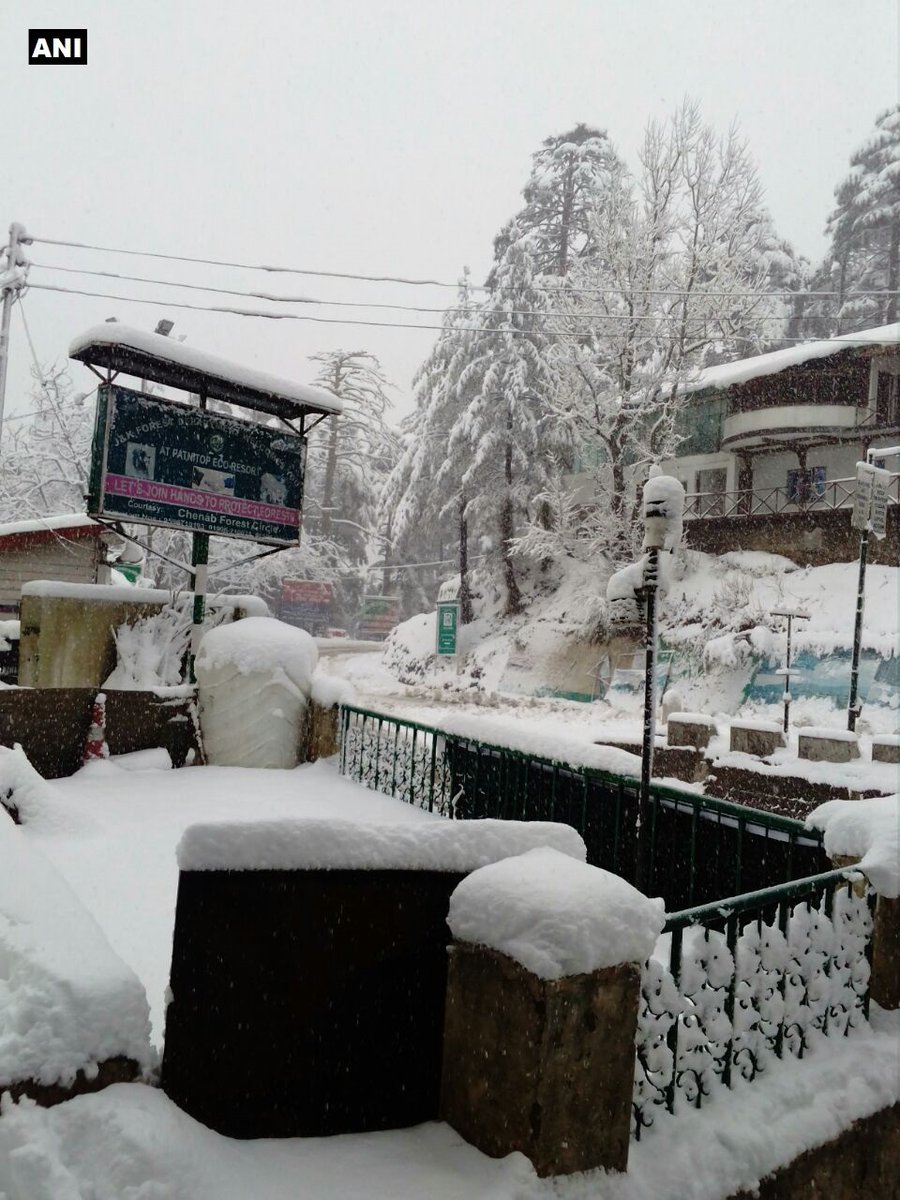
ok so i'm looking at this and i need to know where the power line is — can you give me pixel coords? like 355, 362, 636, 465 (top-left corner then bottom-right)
31, 261, 879, 324
31, 235, 457, 289
29, 233, 900, 300
24, 280, 899, 343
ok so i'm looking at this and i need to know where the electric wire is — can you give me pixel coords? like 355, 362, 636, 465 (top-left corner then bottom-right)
28, 234, 899, 300
23, 281, 894, 344
30, 261, 880, 325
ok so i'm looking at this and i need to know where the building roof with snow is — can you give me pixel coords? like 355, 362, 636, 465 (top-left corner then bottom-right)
682, 323, 899, 397
69, 324, 343, 422
0, 513, 106, 548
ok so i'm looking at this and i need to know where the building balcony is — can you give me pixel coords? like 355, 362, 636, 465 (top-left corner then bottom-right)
683, 474, 900, 521
722, 404, 863, 450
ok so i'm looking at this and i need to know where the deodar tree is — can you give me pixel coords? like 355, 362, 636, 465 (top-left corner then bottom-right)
552, 101, 791, 561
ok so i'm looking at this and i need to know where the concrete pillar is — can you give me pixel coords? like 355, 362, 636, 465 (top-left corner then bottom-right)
440, 943, 641, 1177
305, 701, 340, 762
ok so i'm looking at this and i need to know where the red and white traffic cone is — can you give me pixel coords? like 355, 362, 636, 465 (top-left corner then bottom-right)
83, 692, 110, 762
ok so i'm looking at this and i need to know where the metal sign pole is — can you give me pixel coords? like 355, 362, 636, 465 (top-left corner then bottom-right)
847, 448, 899, 731
636, 548, 659, 895
189, 385, 209, 684
847, 527, 869, 733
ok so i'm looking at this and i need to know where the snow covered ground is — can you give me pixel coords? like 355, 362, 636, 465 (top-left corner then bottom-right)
1, 750, 898, 1199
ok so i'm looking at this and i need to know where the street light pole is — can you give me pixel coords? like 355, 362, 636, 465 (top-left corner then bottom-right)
771, 608, 810, 735
635, 470, 685, 894
636, 547, 660, 893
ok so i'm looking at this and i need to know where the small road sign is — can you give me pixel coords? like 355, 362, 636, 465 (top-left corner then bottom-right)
436, 601, 459, 656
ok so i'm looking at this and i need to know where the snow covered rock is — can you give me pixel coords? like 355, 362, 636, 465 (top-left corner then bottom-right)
447, 846, 665, 979
195, 617, 318, 769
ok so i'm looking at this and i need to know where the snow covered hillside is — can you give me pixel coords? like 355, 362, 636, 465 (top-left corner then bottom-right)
377, 551, 899, 735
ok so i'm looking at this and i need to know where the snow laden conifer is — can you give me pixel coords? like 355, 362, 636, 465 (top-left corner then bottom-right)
450, 229, 567, 615
821, 104, 900, 332
550, 102, 792, 562
303, 350, 399, 628
379, 276, 480, 621
490, 124, 626, 279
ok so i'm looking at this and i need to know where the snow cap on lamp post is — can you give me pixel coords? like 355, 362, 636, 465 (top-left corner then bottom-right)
641, 466, 685, 552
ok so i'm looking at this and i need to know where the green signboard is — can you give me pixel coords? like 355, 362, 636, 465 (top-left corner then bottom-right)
88, 385, 305, 545
436, 600, 459, 656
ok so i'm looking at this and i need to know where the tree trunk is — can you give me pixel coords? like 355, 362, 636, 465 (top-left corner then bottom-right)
459, 493, 473, 624
320, 414, 339, 540
886, 220, 899, 326
501, 425, 523, 616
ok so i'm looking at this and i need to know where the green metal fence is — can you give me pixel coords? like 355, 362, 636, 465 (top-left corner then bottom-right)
339, 704, 828, 908
338, 705, 876, 1138
633, 868, 876, 1139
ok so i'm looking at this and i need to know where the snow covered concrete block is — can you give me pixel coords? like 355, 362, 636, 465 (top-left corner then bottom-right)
667, 712, 714, 751
164, 820, 587, 1139
872, 735, 900, 765
798, 728, 860, 764
441, 849, 664, 1176
730, 719, 785, 758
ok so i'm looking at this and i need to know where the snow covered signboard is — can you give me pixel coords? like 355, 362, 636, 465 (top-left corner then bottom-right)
88, 385, 305, 545
851, 461, 891, 537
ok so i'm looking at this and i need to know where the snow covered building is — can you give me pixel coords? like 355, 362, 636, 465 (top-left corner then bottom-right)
0, 515, 123, 616
663, 323, 900, 564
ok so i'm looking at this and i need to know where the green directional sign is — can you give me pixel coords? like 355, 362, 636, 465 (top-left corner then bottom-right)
88, 384, 305, 545
436, 601, 459, 656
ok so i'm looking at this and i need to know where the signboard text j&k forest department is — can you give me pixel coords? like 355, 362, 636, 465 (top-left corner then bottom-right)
88, 385, 304, 545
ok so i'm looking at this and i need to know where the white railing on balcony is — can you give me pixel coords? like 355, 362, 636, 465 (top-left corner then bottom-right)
683, 474, 900, 521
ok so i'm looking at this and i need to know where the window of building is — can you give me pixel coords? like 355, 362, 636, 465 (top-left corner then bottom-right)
786, 466, 826, 503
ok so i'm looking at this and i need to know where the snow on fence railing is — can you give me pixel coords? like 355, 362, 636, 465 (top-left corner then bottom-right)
633, 868, 876, 1140
338, 705, 829, 908
683, 474, 899, 521
340, 705, 455, 816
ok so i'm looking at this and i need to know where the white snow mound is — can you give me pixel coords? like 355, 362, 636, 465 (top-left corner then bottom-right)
196, 616, 317, 692
447, 846, 665, 978
177, 817, 586, 873
807, 794, 900, 898
0, 813, 153, 1087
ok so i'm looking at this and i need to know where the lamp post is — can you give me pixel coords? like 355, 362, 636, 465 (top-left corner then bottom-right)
635, 471, 684, 893
771, 608, 810, 734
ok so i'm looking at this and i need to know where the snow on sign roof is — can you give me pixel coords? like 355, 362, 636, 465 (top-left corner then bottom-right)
69, 324, 343, 422
683, 322, 900, 396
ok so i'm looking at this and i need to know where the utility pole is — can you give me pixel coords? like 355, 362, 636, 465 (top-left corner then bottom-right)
0, 223, 32, 446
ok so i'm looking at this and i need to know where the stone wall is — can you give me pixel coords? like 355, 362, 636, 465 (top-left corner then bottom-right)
0, 688, 201, 778
684, 505, 898, 567
730, 1103, 899, 1200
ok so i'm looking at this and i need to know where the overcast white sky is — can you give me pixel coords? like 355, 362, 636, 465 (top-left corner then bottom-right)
1, 0, 898, 427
